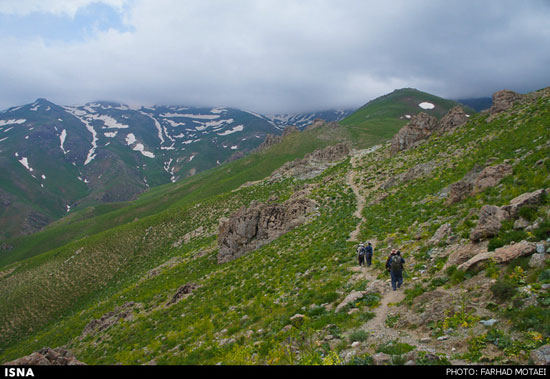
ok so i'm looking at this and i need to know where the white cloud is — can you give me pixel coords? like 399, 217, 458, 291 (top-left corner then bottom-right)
0, 0, 549, 113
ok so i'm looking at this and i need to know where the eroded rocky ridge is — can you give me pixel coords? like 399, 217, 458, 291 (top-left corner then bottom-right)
269, 143, 350, 181
391, 105, 470, 153
217, 196, 318, 263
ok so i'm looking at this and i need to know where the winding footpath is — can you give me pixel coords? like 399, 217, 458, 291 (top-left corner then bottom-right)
345, 148, 431, 352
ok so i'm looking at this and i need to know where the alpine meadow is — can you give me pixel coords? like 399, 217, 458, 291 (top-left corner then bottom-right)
1, 0, 550, 371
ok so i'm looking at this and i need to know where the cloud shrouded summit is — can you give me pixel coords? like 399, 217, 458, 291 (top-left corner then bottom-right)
1, 0, 549, 113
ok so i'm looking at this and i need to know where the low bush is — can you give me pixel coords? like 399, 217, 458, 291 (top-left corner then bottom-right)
490, 279, 518, 302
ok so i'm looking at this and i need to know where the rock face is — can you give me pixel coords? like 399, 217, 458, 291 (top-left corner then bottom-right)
502, 188, 549, 219
438, 106, 470, 133
217, 197, 317, 263
470, 205, 508, 242
473, 164, 513, 193
444, 241, 488, 270
458, 241, 537, 271
489, 90, 523, 115
467, 188, 549, 242
257, 133, 282, 151
4, 347, 85, 365
447, 180, 474, 205
391, 106, 471, 153
446, 164, 511, 204
391, 112, 439, 153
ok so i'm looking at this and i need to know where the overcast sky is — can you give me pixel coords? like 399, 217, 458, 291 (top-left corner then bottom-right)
1, 0, 549, 113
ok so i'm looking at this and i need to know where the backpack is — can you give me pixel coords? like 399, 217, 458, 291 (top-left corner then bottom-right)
357, 246, 365, 257
390, 256, 403, 272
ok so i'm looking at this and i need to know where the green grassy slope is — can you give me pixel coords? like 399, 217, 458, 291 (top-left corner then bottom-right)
0, 125, 348, 267
1, 88, 549, 365
340, 88, 476, 146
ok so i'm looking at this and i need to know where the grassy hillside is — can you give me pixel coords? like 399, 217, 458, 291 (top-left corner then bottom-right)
0, 125, 350, 267
340, 88, 475, 146
2, 88, 548, 365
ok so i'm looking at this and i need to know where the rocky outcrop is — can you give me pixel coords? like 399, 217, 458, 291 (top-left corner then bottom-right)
470, 205, 509, 241
166, 283, 198, 306
472, 164, 513, 193
256, 126, 299, 152
502, 188, 549, 219
446, 163, 512, 204
444, 241, 488, 270
391, 106, 471, 153
468, 188, 549, 242
438, 106, 470, 134
305, 119, 340, 131
489, 90, 523, 116
391, 112, 439, 153
282, 125, 299, 136
4, 347, 85, 365
81, 302, 141, 338
269, 143, 350, 181
458, 241, 537, 271
257, 133, 282, 151
217, 197, 318, 263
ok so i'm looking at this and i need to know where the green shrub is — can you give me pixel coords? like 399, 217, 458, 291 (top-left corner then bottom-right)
376, 340, 415, 355
490, 279, 518, 302
518, 205, 539, 222
509, 306, 550, 335
347, 354, 373, 365
533, 221, 550, 241
538, 269, 550, 284
348, 330, 369, 343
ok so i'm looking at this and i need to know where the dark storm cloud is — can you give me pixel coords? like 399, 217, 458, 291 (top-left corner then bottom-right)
0, 0, 549, 113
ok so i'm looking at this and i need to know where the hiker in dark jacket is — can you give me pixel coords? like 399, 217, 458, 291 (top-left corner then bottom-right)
388, 250, 405, 291
365, 242, 373, 267
385, 249, 396, 271
357, 243, 365, 267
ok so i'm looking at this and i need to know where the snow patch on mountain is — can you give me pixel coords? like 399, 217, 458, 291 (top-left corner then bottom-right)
59, 129, 68, 154
63, 107, 98, 165
140, 112, 165, 145
217, 125, 244, 136
18, 156, 33, 172
419, 102, 435, 110
0, 119, 26, 127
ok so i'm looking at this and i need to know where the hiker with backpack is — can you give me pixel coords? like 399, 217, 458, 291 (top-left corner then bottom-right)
357, 243, 365, 267
386, 249, 405, 291
364, 242, 373, 267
